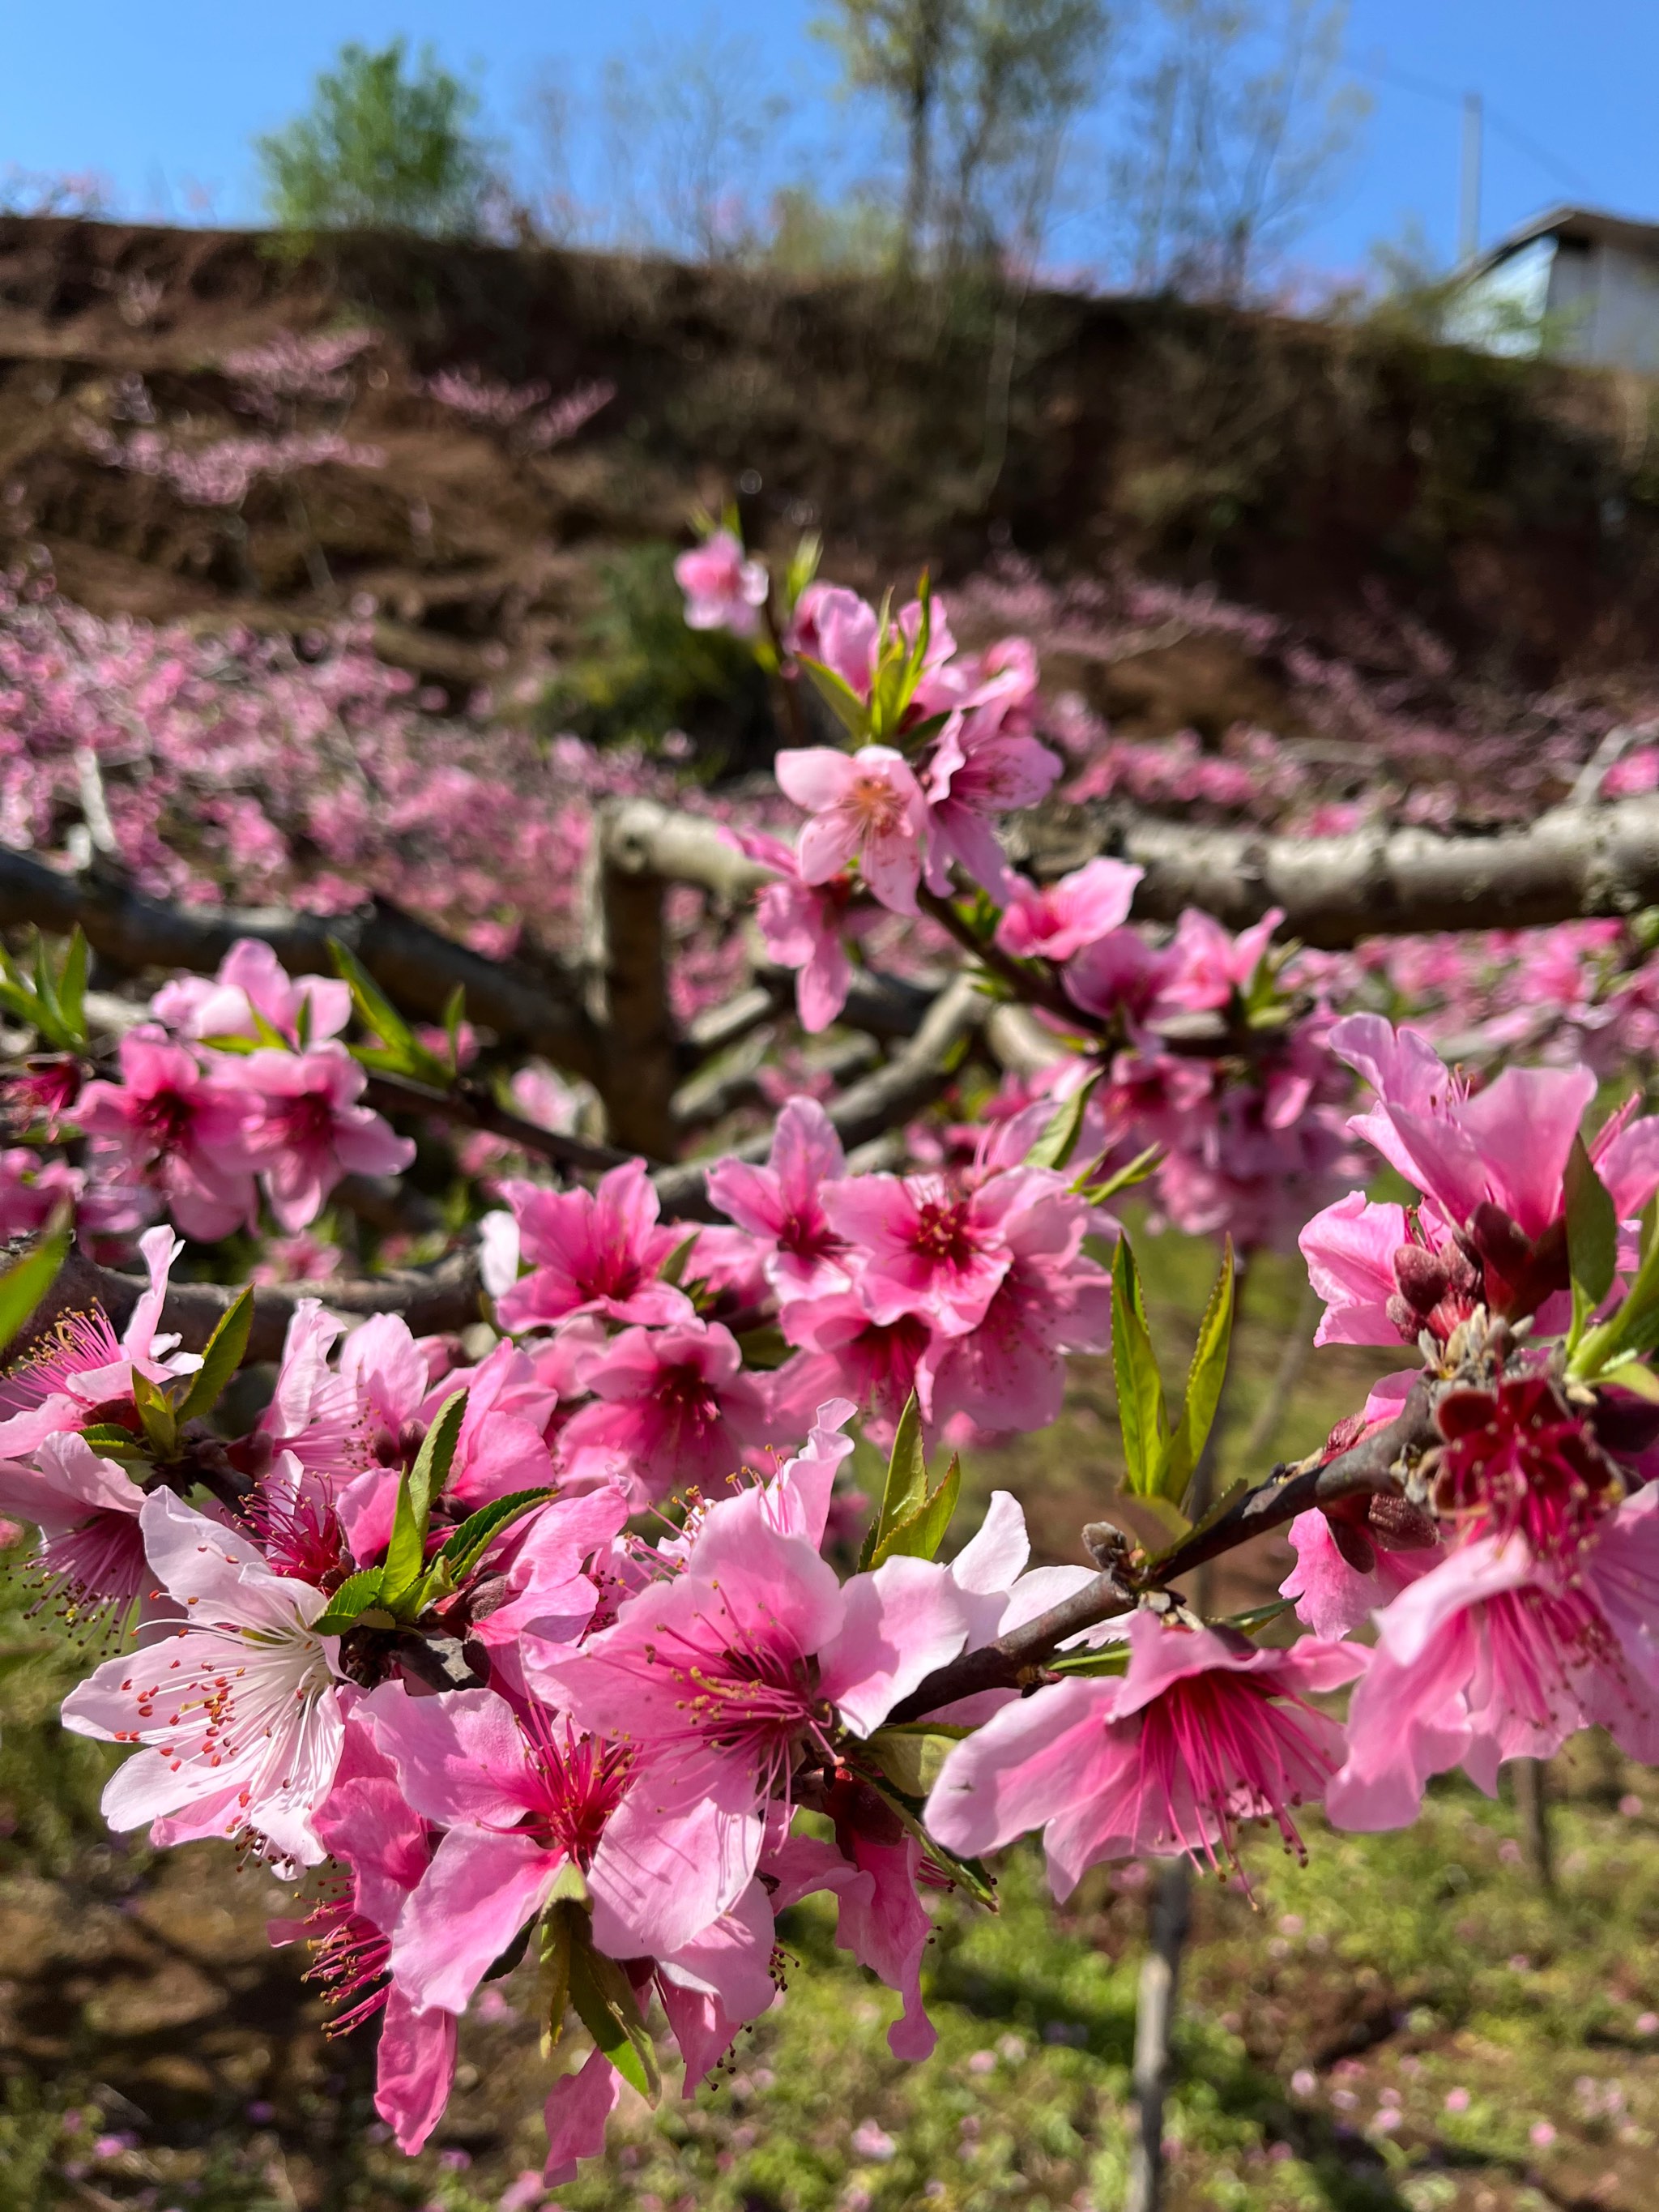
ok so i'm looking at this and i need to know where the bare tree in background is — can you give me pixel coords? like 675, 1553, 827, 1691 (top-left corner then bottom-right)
815, 2, 955, 266
1113, 0, 1368, 301
817, 0, 1113, 271
524, 25, 787, 259
939, 0, 1114, 273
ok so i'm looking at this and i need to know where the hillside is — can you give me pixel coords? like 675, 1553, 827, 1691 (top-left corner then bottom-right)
1, 216, 1658, 727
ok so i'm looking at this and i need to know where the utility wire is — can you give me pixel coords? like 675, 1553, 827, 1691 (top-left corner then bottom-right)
1350, 53, 1599, 203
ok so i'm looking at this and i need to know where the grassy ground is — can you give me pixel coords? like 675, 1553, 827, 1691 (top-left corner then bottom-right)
3, 1232, 1656, 2212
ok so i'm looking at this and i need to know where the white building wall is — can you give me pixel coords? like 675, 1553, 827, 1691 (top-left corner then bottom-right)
1578, 244, 1659, 372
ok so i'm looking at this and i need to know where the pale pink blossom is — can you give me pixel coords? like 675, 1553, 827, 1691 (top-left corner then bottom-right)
0, 1433, 147, 1633
239, 1044, 414, 1232
786, 583, 879, 694
1328, 1377, 1659, 1826
0, 1226, 196, 1455
707, 1095, 851, 1299
371, 1685, 629, 2015
75, 1028, 257, 1241
775, 745, 928, 917
1279, 1507, 1441, 1642
540, 1501, 972, 1957
151, 937, 350, 1046
921, 711, 1062, 900
823, 1167, 1053, 1341
555, 1322, 772, 1503
62, 1487, 343, 1869
732, 828, 861, 1034
674, 530, 768, 637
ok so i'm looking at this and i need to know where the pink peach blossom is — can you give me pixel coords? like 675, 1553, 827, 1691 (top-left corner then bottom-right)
996, 859, 1143, 963
775, 745, 928, 917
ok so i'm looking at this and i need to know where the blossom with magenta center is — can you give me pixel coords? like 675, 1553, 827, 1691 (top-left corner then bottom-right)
926, 1610, 1365, 1892
493, 1158, 694, 1332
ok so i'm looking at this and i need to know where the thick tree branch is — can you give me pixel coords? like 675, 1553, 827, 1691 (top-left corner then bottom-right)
0, 849, 603, 1078
1030, 794, 1659, 949
18, 1241, 485, 1365
586, 801, 683, 1157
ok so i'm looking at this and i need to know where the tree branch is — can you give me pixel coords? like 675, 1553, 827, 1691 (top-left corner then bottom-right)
651, 972, 988, 1219
889, 1380, 1436, 1722
1032, 794, 1659, 949
0, 849, 603, 1078
17, 1240, 485, 1366
360, 1071, 636, 1176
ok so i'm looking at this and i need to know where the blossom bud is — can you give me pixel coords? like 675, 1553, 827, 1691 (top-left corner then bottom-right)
1392, 1244, 1448, 1315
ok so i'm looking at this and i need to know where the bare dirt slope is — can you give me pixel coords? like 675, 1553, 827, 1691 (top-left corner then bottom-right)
1, 217, 1657, 715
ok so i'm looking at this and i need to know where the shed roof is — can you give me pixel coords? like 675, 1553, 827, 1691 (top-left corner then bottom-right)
1463, 204, 1659, 281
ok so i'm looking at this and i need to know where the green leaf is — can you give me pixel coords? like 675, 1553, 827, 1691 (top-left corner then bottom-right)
866, 1724, 970, 1796
76, 1421, 150, 1459
1158, 1237, 1235, 1506
381, 1391, 468, 1613
57, 928, 87, 1044
311, 1567, 389, 1638
860, 1392, 928, 1569
796, 655, 869, 740
441, 981, 467, 1069
1075, 1142, 1163, 1206
380, 1474, 427, 1612
440, 1485, 554, 1570
658, 1233, 702, 1287
538, 1902, 574, 2047
175, 1289, 254, 1424
1572, 1202, 1659, 1378
410, 1390, 467, 1524
1110, 1236, 1168, 1497
0, 1213, 69, 1354
31, 937, 62, 1040
130, 1367, 178, 1459
1025, 1074, 1101, 1172
567, 1919, 660, 2104
329, 937, 449, 1083
1598, 1356, 1659, 1402
864, 1775, 997, 1908
870, 1453, 960, 1569
1566, 1134, 1619, 1350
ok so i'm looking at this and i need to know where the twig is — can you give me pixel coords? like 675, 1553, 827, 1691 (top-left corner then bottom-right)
1512, 1758, 1556, 1896
360, 1070, 636, 1176
651, 972, 988, 1221
889, 1380, 1436, 1722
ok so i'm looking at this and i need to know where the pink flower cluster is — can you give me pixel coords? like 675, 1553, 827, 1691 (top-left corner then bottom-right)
25, 940, 412, 1241
479, 1091, 1111, 1471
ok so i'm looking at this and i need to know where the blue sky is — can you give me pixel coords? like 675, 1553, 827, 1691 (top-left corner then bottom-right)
0, 1, 1651, 280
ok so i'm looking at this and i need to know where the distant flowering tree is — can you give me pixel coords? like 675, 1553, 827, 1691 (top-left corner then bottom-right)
7, 510, 1659, 2202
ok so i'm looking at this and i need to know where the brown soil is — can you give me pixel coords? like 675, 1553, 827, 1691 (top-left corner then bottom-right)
2, 217, 1658, 719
